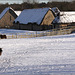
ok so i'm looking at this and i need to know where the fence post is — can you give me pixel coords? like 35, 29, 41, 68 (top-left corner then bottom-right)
36, 31, 37, 37
12, 34, 13, 39
16, 33, 17, 38
21, 35, 22, 38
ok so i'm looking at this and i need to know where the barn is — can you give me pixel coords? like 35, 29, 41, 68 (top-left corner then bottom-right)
53, 12, 75, 29
13, 8, 55, 31
0, 7, 18, 28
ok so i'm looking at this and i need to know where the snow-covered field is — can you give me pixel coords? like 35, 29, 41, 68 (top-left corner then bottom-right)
0, 29, 34, 34
0, 33, 75, 75
0, 29, 48, 35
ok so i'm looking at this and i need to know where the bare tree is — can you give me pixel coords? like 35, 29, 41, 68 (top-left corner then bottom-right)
23, 0, 30, 3
22, 0, 38, 4
33, 0, 35, 4
27, 0, 30, 3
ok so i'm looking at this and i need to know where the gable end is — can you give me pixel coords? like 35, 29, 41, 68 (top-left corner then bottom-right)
40, 9, 55, 25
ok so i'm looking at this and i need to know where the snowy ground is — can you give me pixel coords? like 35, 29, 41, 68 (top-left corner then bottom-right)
0, 33, 75, 75
0, 29, 35, 34
0, 29, 48, 35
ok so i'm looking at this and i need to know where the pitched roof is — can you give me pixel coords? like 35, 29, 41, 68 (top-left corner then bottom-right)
52, 7, 60, 16
14, 8, 51, 25
53, 12, 75, 23
0, 7, 17, 19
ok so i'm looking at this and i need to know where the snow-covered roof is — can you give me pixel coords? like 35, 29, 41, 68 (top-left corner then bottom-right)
14, 8, 51, 25
52, 7, 60, 16
53, 12, 75, 23
14, 11, 21, 16
0, 7, 15, 19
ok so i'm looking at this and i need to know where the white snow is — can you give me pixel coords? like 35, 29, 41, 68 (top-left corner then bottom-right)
15, 11, 21, 16
53, 12, 75, 23
14, 8, 50, 25
0, 29, 47, 36
0, 29, 34, 34
0, 33, 75, 75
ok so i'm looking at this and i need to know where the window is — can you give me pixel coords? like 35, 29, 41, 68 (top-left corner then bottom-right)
10, 16, 11, 21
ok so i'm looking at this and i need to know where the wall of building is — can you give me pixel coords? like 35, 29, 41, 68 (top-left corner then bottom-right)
12, 24, 42, 31
12, 23, 53, 31
41, 10, 55, 25
0, 10, 16, 28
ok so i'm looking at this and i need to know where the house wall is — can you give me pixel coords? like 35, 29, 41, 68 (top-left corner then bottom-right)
12, 24, 43, 31
19, 24, 32, 30
41, 10, 55, 25
53, 23, 69, 29
59, 24, 69, 28
0, 10, 17, 28
12, 23, 53, 31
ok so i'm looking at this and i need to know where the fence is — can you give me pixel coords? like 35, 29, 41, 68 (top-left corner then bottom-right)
4, 29, 72, 39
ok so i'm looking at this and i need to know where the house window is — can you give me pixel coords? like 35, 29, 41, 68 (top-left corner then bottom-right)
10, 16, 11, 21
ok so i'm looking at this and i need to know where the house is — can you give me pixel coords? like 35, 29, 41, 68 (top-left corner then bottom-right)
0, 7, 18, 28
13, 8, 55, 31
53, 12, 75, 28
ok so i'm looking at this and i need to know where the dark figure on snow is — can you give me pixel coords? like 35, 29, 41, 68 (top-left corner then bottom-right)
0, 48, 2, 56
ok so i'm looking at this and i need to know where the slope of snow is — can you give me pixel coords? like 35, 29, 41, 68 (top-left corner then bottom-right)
15, 11, 21, 16
53, 12, 75, 23
0, 33, 75, 75
0, 29, 48, 35
0, 29, 35, 34
14, 8, 50, 25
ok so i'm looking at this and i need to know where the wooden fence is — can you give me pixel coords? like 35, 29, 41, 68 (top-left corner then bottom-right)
3, 29, 72, 39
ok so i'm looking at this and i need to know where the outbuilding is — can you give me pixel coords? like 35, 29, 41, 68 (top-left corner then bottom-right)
14, 8, 55, 31
53, 12, 75, 29
0, 7, 18, 28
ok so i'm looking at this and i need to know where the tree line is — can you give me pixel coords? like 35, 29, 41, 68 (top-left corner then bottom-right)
0, 1, 75, 13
